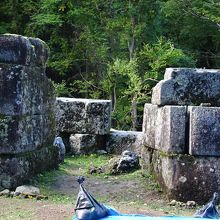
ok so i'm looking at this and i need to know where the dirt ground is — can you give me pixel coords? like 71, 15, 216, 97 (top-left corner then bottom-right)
0, 156, 196, 219
0, 197, 73, 220
2, 176, 195, 220
0, 175, 166, 220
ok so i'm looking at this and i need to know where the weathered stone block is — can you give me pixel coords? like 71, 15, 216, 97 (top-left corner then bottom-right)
56, 98, 111, 135
0, 64, 55, 115
142, 103, 157, 148
144, 148, 220, 204
106, 130, 143, 156
189, 106, 220, 156
155, 105, 187, 153
0, 114, 55, 154
0, 146, 58, 189
152, 68, 220, 106
0, 34, 58, 190
142, 104, 186, 153
69, 134, 106, 154
0, 34, 49, 67
86, 100, 111, 135
56, 98, 86, 133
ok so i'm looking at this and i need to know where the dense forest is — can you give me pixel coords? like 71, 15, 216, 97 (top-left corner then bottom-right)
0, 0, 220, 130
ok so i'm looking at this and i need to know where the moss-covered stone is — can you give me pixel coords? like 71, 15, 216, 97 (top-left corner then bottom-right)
0, 34, 49, 67
0, 145, 58, 189
56, 98, 111, 135
142, 146, 220, 204
0, 35, 58, 189
0, 114, 55, 154
152, 68, 220, 106
0, 64, 55, 116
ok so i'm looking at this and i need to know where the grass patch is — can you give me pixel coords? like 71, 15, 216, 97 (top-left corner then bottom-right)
32, 154, 113, 203
0, 197, 36, 220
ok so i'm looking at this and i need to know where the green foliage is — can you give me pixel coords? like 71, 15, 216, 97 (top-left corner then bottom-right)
139, 38, 196, 81
161, 0, 220, 68
52, 81, 71, 97
103, 38, 195, 129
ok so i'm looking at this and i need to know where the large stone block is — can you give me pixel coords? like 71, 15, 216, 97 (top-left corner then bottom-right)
155, 105, 187, 153
106, 130, 143, 156
0, 34, 49, 67
144, 149, 220, 204
0, 34, 58, 189
152, 68, 220, 106
0, 114, 55, 154
0, 145, 58, 189
86, 100, 111, 134
142, 103, 157, 148
142, 104, 186, 153
56, 98, 111, 135
56, 98, 86, 133
189, 106, 220, 156
69, 134, 106, 154
0, 64, 55, 115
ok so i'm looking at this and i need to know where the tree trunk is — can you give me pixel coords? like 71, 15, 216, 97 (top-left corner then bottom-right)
131, 94, 137, 131
112, 85, 117, 112
128, 9, 137, 130
128, 16, 135, 61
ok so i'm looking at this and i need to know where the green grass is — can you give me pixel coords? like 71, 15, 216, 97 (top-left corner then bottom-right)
36, 154, 112, 183
0, 197, 36, 220
32, 154, 112, 203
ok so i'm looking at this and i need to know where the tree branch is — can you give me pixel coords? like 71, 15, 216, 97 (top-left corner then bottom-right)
180, 0, 220, 29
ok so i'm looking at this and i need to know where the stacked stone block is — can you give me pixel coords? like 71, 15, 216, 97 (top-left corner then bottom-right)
106, 130, 143, 156
142, 68, 220, 204
0, 34, 58, 190
56, 97, 111, 154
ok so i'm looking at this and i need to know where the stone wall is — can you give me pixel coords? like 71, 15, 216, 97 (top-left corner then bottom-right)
56, 98, 144, 156
0, 34, 58, 190
141, 68, 220, 204
56, 97, 112, 154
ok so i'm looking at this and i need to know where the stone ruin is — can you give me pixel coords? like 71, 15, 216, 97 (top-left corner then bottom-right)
56, 97, 112, 154
0, 34, 58, 190
56, 98, 143, 156
141, 68, 220, 204
0, 34, 142, 190
2, 34, 220, 204
55, 68, 220, 203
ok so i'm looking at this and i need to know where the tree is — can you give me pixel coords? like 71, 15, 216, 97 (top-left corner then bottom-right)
160, 0, 220, 68
102, 38, 195, 130
0, 0, 39, 34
